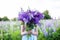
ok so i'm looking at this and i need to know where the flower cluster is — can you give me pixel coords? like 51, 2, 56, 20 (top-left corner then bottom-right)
18, 9, 44, 38
18, 9, 44, 24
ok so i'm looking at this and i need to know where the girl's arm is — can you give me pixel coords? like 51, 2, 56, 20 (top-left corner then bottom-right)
20, 21, 28, 35
20, 21, 33, 35
21, 25, 28, 35
32, 25, 38, 36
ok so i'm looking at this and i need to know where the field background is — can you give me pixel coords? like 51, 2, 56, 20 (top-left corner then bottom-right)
0, 20, 60, 40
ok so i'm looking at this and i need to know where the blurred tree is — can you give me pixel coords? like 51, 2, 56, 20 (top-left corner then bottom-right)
43, 10, 51, 19
0, 17, 2, 21
2, 16, 9, 21
12, 18, 17, 21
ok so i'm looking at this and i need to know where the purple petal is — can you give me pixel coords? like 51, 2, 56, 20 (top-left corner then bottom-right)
18, 9, 44, 24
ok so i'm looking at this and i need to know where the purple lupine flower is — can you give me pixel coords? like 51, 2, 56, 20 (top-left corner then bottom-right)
27, 10, 36, 19
18, 12, 30, 23
33, 12, 44, 24
18, 9, 44, 24
27, 9, 36, 15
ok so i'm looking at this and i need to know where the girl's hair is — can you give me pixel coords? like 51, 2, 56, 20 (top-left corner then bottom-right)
20, 21, 25, 32
22, 24, 26, 32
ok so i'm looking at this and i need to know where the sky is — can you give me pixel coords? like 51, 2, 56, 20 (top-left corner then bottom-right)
0, 0, 60, 19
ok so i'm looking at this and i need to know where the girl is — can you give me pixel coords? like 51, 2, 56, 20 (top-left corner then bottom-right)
20, 21, 38, 40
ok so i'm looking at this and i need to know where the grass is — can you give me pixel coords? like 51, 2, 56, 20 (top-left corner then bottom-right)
0, 20, 60, 40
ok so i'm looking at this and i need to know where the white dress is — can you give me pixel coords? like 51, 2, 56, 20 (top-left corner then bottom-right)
22, 28, 37, 40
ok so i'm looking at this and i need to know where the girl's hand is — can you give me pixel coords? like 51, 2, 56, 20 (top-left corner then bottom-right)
28, 30, 32, 34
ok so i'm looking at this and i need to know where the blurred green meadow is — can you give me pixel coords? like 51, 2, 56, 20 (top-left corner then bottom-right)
0, 20, 60, 40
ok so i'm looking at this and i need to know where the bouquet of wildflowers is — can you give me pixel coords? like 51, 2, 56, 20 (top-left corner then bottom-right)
18, 9, 44, 38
